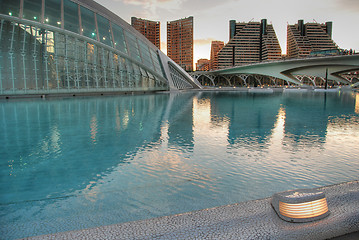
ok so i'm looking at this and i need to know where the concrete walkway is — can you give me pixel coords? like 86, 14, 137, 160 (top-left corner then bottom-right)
27, 180, 359, 240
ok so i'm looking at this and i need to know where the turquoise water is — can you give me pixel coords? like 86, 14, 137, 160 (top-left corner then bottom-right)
1, 91, 359, 239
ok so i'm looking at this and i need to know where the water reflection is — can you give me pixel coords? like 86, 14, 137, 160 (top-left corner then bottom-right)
1, 91, 359, 239
0, 94, 168, 203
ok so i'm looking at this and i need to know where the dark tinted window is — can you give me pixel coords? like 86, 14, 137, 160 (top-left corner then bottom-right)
96, 14, 112, 46
0, 0, 20, 17
64, 0, 80, 33
112, 23, 127, 54
125, 31, 141, 62
80, 6, 97, 40
44, 0, 62, 27
23, 0, 42, 21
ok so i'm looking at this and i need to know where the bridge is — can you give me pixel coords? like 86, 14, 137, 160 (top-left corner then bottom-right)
191, 55, 359, 88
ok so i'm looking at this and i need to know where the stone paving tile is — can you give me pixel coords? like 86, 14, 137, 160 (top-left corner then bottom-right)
26, 180, 359, 240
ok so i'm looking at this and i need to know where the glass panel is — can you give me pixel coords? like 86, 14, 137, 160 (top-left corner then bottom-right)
23, 0, 42, 21
112, 23, 127, 54
124, 31, 141, 62
64, 0, 80, 34
44, 0, 62, 27
138, 39, 154, 69
96, 14, 112, 46
0, 0, 20, 17
150, 49, 165, 77
80, 6, 97, 40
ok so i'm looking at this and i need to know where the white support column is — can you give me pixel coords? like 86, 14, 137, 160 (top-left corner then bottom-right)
203, 74, 215, 86
109, 53, 116, 88
0, 19, 3, 93
43, 31, 50, 90
254, 75, 263, 87
84, 42, 90, 89
308, 76, 316, 87
294, 75, 304, 83
74, 39, 80, 89
21, 25, 27, 92
224, 76, 232, 86
64, 35, 70, 89
119, 58, 124, 88
238, 74, 249, 87
9, 23, 16, 91
101, 48, 108, 88
269, 76, 277, 87
93, 45, 99, 88
32, 27, 39, 90
54, 32, 60, 90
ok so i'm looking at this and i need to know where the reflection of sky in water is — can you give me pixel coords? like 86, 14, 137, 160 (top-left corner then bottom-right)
1, 92, 359, 239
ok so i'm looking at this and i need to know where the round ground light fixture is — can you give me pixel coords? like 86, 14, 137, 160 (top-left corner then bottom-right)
271, 188, 330, 223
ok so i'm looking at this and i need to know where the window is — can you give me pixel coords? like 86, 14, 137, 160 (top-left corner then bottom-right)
138, 39, 153, 69
44, 0, 62, 27
0, 0, 20, 17
124, 31, 141, 62
23, 0, 42, 21
80, 6, 97, 40
64, 0, 80, 34
112, 23, 127, 54
96, 14, 112, 46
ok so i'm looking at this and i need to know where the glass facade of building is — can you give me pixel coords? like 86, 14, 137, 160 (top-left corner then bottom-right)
0, 0, 175, 96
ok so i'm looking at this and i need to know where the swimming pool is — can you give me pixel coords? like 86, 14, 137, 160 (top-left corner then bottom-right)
1, 91, 359, 239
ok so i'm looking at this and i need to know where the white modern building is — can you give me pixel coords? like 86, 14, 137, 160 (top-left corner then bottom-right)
0, 0, 201, 97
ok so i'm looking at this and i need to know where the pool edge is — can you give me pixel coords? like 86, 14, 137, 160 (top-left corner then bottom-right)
26, 180, 359, 240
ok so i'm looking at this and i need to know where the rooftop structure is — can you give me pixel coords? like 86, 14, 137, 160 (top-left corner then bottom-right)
210, 41, 224, 70
131, 17, 161, 49
167, 16, 194, 72
218, 19, 282, 68
286, 20, 339, 58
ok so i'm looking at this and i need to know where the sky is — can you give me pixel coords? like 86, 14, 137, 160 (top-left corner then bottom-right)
95, 0, 359, 64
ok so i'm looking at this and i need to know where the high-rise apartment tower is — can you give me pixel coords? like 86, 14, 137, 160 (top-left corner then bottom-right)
286, 20, 338, 58
196, 59, 210, 71
210, 41, 224, 70
131, 17, 160, 49
167, 16, 194, 71
218, 19, 282, 68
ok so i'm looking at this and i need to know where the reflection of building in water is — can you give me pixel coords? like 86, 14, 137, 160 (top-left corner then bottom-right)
166, 93, 195, 151
282, 92, 357, 148
214, 93, 281, 147
1, 95, 168, 201
192, 94, 229, 147
356, 93, 359, 114
204, 92, 357, 151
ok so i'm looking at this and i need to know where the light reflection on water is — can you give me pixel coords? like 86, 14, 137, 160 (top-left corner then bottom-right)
1, 91, 359, 239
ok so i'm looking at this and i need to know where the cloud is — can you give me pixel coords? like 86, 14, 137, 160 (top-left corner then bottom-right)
194, 38, 217, 46
121, 0, 185, 17
335, 0, 359, 11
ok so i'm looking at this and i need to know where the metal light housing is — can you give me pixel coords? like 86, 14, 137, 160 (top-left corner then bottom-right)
271, 188, 330, 223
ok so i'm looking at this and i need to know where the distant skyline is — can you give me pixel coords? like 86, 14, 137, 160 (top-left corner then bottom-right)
95, 0, 359, 64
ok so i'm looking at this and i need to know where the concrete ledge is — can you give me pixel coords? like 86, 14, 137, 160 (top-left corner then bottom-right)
27, 180, 359, 240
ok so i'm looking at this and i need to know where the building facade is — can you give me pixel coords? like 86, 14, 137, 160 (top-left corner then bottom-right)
196, 59, 210, 71
218, 19, 282, 68
167, 16, 194, 72
209, 41, 224, 70
131, 17, 160, 49
287, 20, 339, 58
0, 0, 200, 97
